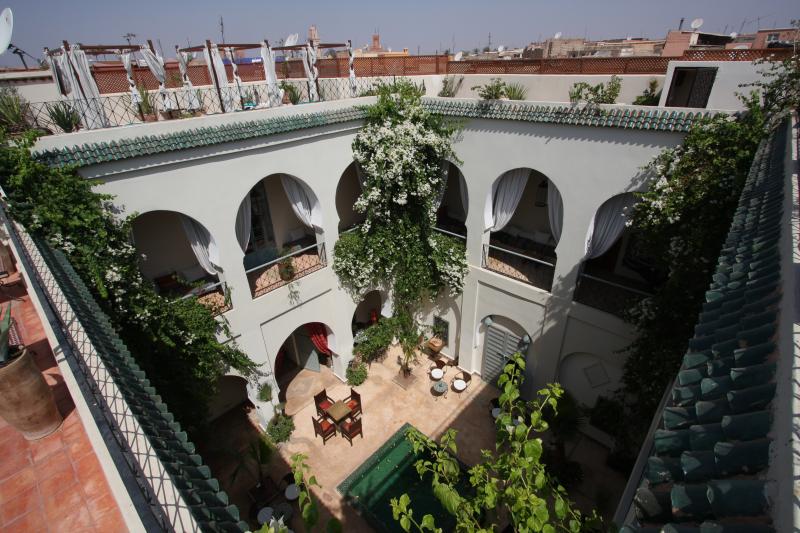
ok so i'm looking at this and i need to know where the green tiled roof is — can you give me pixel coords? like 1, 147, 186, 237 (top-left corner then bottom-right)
621, 119, 787, 532
423, 99, 710, 132
34, 101, 709, 169
31, 237, 248, 533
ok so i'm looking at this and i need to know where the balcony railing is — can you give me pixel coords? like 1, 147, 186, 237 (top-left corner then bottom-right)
26, 78, 378, 133
573, 273, 652, 318
481, 243, 555, 292
434, 226, 467, 240
177, 280, 232, 316
246, 242, 327, 298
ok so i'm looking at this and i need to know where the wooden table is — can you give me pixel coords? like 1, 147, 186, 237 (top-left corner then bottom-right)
325, 400, 351, 425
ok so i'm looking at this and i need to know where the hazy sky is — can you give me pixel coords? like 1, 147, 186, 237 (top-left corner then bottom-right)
0, 0, 797, 66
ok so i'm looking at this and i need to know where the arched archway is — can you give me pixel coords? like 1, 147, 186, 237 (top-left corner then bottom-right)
207, 375, 251, 421
351, 289, 384, 335
483, 168, 562, 292
557, 352, 623, 409
476, 314, 531, 385
573, 193, 655, 317
336, 161, 365, 232
131, 210, 230, 315
237, 173, 326, 298
435, 162, 469, 238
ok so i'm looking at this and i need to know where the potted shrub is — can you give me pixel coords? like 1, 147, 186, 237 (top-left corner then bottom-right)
0, 304, 63, 440
137, 85, 158, 122
427, 321, 446, 354
46, 101, 81, 133
278, 250, 295, 281
472, 78, 507, 100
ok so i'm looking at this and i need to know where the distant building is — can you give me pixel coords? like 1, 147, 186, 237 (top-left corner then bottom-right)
662, 30, 734, 56
752, 27, 798, 48
338, 33, 409, 57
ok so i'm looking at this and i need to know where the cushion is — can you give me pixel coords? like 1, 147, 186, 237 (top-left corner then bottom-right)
346, 400, 358, 410
318, 399, 332, 410
319, 419, 333, 431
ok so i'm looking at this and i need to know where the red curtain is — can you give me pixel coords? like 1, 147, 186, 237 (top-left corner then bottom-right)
306, 323, 332, 355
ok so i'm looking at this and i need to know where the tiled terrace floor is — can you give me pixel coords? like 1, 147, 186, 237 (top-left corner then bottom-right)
0, 273, 126, 533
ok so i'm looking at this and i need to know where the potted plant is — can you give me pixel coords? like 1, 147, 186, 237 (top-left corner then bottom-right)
427, 321, 446, 354
278, 250, 295, 281
137, 85, 157, 122
0, 304, 63, 440
46, 101, 81, 133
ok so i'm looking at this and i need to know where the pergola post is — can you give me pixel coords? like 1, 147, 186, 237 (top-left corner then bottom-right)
205, 40, 226, 113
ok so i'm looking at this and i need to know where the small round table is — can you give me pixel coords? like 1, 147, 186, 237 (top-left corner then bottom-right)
491, 407, 501, 419
430, 367, 444, 380
432, 380, 448, 398
453, 379, 467, 392
257, 507, 273, 525
285, 483, 300, 501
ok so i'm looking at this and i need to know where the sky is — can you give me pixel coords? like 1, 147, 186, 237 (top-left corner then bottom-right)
0, 0, 797, 67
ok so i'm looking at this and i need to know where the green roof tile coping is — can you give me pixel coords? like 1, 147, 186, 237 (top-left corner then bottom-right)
33, 100, 711, 169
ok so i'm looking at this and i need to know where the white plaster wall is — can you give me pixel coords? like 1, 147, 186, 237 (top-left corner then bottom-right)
453, 74, 664, 104
658, 61, 767, 111
40, 98, 687, 410
0, 71, 60, 103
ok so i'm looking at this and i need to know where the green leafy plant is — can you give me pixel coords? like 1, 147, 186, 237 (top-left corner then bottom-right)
332, 80, 467, 375
345, 360, 368, 385
288, 453, 342, 533
632, 78, 662, 106
353, 317, 396, 362
258, 381, 273, 402
569, 75, 622, 104
0, 88, 30, 134
266, 412, 295, 443
46, 102, 81, 133
391, 352, 602, 531
137, 84, 155, 116
471, 78, 507, 100
0, 304, 16, 365
280, 81, 301, 104
231, 435, 274, 487
743, 24, 800, 118
438, 76, 464, 97
278, 250, 295, 281
0, 131, 260, 432
503, 82, 528, 101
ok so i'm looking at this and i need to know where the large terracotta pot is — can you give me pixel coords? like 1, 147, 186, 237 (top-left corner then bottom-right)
427, 337, 445, 354
0, 349, 63, 440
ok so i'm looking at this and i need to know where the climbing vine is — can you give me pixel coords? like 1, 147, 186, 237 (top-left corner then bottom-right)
333, 80, 468, 368
0, 131, 259, 432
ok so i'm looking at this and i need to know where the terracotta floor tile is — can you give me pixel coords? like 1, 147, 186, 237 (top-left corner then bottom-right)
32, 448, 71, 479
29, 433, 64, 464
92, 507, 125, 532
0, 507, 48, 533
85, 493, 118, 525
0, 467, 36, 504
36, 463, 77, 497
42, 486, 84, 521
73, 455, 107, 501
0, 486, 40, 526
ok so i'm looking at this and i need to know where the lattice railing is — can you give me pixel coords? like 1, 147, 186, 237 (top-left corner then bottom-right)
246, 242, 327, 299
481, 243, 555, 292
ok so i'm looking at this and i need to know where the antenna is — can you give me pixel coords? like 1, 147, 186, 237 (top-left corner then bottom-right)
123, 32, 137, 45
690, 18, 704, 31
219, 15, 225, 43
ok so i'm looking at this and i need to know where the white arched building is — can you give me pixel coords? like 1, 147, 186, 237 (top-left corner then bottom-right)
34, 97, 697, 427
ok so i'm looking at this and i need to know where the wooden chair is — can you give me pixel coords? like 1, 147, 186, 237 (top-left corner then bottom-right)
314, 389, 334, 417
312, 415, 336, 445
340, 417, 363, 446
452, 371, 472, 396
345, 388, 362, 417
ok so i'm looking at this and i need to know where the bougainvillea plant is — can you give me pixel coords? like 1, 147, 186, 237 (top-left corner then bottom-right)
333, 80, 467, 371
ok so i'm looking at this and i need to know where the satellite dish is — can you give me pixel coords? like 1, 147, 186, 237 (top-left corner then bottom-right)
453, 51, 463, 61
734, 44, 749, 49
553, 32, 562, 40
690, 18, 704, 31
0, 8, 12, 55
498, 45, 505, 52
284, 33, 298, 47
729, 32, 738, 39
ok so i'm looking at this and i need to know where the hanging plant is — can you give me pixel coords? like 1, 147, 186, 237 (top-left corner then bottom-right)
333, 80, 467, 373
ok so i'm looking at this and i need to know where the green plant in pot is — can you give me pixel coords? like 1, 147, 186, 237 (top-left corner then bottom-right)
46, 102, 81, 133
278, 249, 295, 281
0, 303, 63, 440
426, 320, 446, 354
137, 84, 157, 121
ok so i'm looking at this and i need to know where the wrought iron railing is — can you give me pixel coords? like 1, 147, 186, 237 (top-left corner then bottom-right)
481, 243, 555, 292
25, 78, 380, 133
573, 273, 652, 318
177, 280, 232, 316
246, 242, 327, 298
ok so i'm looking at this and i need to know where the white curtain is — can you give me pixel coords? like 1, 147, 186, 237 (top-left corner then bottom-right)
68, 45, 109, 129
176, 51, 201, 110
46, 54, 70, 96
260, 41, 284, 107
235, 194, 252, 253
347, 40, 357, 97
281, 174, 322, 230
180, 215, 219, 275
548, 182, 564, 244
584, 193, 636, 259
485, 168, 529, 232
203, 43, 235, 112
140, 47, 174, 111
301, 44, 319, 101
226, 47, 244, 109
119, 52, 142, 106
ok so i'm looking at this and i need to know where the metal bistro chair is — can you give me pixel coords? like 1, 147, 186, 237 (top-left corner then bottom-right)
345, 388, 362, 417
314, 389, 334, 417
312, 415, 336, 445
340, 417, 363, 446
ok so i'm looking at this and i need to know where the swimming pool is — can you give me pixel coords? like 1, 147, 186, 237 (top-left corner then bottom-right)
337, 423, 465, 532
